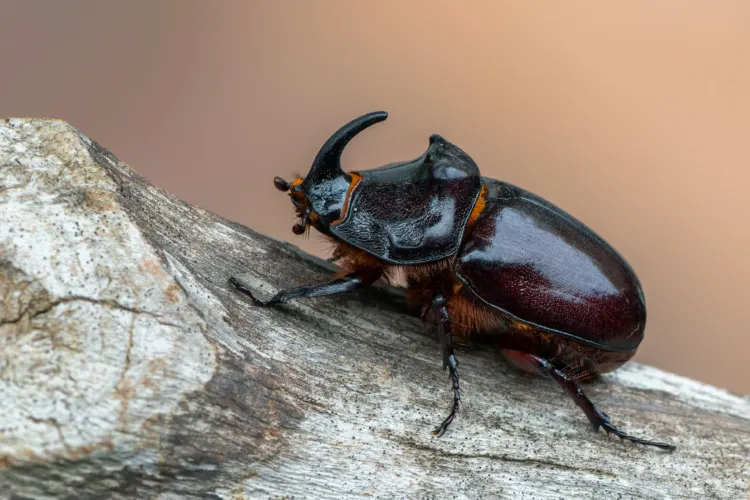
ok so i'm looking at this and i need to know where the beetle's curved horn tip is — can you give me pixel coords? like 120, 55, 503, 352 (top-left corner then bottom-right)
356, 110, 389, 127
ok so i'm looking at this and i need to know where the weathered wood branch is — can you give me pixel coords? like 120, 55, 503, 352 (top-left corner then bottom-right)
0, 119, 748, 499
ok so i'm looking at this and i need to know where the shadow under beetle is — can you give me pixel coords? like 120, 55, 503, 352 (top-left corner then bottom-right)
230, 111, 675, 451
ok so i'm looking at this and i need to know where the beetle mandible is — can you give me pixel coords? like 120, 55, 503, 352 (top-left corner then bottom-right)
230, 111, 675, 451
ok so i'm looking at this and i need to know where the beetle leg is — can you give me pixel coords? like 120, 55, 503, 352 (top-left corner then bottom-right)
525, 354, 675, 451
229, 269, 381, 307
431, 293, 461, 437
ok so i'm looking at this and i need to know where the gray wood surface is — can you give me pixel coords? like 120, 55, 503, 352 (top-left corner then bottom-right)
1, 118, 748, 499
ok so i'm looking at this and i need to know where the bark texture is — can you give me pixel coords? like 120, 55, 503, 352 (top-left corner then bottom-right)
0, 118, 748, 499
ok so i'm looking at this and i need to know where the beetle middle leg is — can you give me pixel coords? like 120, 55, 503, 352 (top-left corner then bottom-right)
519, 352, 675, 451
229, 269, 382, 307
431, 293, 461, 437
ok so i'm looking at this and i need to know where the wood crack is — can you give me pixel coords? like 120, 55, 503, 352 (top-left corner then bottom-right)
1, 294, 183, 327
27, 417, 73, 454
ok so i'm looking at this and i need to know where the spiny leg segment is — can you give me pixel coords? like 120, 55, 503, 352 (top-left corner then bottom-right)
526, 353, 675, 451
229, 269, 381, 307
431, 293, 461, 437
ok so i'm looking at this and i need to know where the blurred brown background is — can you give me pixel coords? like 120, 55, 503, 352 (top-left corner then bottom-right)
1, 1, 748, 393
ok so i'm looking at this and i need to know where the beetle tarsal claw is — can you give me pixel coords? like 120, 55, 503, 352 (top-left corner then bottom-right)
599, 420, 676, 451
432, 400, 460, 438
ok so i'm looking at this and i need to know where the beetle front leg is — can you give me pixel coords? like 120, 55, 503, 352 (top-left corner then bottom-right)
431, 293, 462, 437
229, 269, 382, 307
525, 354, 675, 451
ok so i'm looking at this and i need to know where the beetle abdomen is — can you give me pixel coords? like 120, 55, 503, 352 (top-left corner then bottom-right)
455, 179, 646, 352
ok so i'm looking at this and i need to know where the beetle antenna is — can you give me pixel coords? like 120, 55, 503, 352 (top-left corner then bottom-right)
292, 207, 311, 235
274, 176, 290, 191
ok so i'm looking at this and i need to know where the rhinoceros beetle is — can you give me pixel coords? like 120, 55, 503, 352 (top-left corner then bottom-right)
230, 111, 675, 451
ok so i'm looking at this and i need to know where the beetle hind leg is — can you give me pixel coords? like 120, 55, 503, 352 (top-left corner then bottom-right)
521, 353, 675, 451
431, 293, 461, 437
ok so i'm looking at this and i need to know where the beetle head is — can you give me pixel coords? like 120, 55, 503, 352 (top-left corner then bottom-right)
273, 111, 388, 235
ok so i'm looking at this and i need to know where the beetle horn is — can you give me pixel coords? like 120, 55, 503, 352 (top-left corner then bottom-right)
306, 111, 388, 184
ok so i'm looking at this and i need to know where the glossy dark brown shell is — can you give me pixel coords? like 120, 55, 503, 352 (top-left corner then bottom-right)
455, 179, 646, 352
